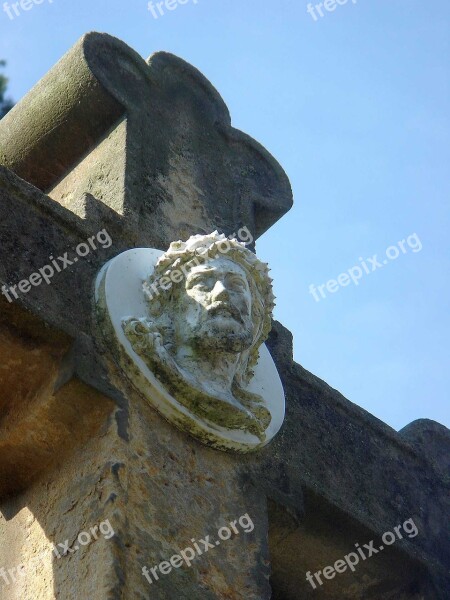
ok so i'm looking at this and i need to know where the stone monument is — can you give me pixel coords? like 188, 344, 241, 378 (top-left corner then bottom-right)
0, 33, 448, 599
96, 231, 285, 452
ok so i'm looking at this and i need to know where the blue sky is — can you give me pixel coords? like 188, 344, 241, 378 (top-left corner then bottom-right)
1, 0, 449, 430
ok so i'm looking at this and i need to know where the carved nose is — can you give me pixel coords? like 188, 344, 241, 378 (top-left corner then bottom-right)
211, 281, 230, 301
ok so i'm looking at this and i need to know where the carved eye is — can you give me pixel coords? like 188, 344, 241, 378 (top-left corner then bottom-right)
188, 275, 210, 290
194, 282, 209, 291
228, 277, 246, 291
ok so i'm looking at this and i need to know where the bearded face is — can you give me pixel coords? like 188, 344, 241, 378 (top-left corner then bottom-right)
172, 257, 255, 354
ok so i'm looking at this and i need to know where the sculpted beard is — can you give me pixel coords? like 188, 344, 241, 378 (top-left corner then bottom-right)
189, 306, 254, 353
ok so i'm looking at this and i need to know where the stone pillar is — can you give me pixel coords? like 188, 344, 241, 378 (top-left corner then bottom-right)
0, 33, 292, 600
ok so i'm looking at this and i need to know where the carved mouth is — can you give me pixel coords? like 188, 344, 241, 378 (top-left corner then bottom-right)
207, 302, 243, 323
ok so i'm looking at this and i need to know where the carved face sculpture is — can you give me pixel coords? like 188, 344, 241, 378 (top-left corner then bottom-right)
110, 232, 284, 450
174, 257, 255, 354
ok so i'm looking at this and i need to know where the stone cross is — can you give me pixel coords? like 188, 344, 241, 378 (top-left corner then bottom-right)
0, 33, 448, 600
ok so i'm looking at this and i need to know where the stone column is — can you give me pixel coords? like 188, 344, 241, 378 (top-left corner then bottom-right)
0, 33, 292, 600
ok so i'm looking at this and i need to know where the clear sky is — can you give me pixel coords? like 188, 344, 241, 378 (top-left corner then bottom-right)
1, 0, 449, 430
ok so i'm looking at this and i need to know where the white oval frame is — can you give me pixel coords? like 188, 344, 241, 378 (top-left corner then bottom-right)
95, 248, 285, 452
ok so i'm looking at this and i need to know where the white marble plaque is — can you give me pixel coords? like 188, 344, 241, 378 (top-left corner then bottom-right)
95, 233, 285, 452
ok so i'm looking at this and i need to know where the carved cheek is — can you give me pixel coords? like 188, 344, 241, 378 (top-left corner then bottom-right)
235, 292, 251, 315
186, 287, 201, 302
185, 292, 210, 320
193, 289, 210, 306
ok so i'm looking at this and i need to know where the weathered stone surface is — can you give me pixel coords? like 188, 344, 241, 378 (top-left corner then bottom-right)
0, 33, 293, 248
0, 381, 273, 599
262, 322, 450, 599
400, 419, 450, 478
